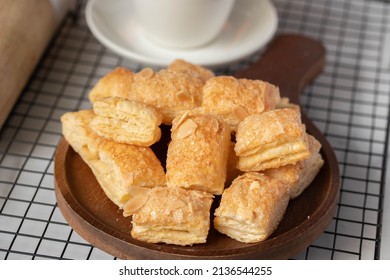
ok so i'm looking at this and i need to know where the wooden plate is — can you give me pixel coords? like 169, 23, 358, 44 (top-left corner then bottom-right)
54, 34, 340, 259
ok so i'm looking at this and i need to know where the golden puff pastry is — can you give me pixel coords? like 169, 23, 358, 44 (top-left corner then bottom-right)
201, 76, 280, 131
235, 108, 310, 172
166, 110, 231, 195
130, 68, 204, 124
264, 134, 324, 199
60, 110, 166, 209
214, 172, 290, 243
90, 97, 162, 146
61, 109, 99, 162
130, 186, 214, 246
89, 67, 134, 104
167, 59, 215, 82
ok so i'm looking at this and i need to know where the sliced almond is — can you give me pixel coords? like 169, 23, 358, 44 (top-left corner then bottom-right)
256, 99, 265, 113
166, 199, 186, 212
249, 181, 260, 190
232, 105, 249, 121
188, 203, 194, 214
129, 186, 149, 197
263, 83, 279, 110
154, 187, 168, 198
138, 67, 154, 79
176, 118, 198, 139
174, 111, 189, 128
176, 90, 191, 102
210, 117, 220, 133
191, 190, 214, 199
124, 172, 134, 185
123, 193, 149, 216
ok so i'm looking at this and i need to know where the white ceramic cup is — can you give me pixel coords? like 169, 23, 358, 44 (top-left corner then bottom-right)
132, 0, 236, 49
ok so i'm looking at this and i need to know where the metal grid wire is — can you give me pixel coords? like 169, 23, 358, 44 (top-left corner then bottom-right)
1, 0, 389, 260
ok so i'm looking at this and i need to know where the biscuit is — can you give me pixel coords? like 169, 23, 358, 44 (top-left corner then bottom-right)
264, 134, 324, 199
60, 110, 166, 209
90, 97, 162, 146
89, 67, 134, 104
201, 76, 280, 131
166, 110, 231, 195
130, 68, 204, 124
235, 108, 310, 171
130, 186, 214, 246
214, 172, 290, 243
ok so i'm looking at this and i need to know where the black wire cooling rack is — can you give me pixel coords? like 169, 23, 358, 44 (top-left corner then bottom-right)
1, 0, 390, 260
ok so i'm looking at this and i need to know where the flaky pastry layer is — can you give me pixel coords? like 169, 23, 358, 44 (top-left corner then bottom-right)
89, 67, 134, 104
214, 172, 289, 243
166, 110, 231, 195
235, 108, 310, 171
131, 186, 214, 246
90, 97, 162, 146
130, 68, 204, 124
201, 76, 280, 131
264, 134, 324, 199
60, 110, 166, 209
88, 60, 214, 125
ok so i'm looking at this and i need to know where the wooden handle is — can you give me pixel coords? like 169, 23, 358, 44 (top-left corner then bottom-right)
0, 0, 55, 128
234, 34, 326, 104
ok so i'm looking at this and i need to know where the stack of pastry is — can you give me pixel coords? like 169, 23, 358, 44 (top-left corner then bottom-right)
214, 108, 324, 243
60, 59, 323, 246
61, 109, 166, 209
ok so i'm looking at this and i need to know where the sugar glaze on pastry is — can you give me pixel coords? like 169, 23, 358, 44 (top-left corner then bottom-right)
214, 172, 290, 243
166, 110, 231, 195
89, 67, 134, 104
235, 108, 310, 171
202, 76, 280, 131
130, 186, 214, 246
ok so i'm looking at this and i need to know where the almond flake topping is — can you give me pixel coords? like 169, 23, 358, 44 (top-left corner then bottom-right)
176, 90, 191, 102
166, 199, 186, 212
210, 117, 220, 133
192, 190, 214, 199
129, 186, 149, 197
262, 83, 277, 110
249, 181, 260, 190
257, 99, 265, 113
138, 67, 154, 79
155, 187, 168, 198
232, 105, 249, 120
176, 118, 198, 139
125, 172, 134, 185
123, 193, 149, 216
175, 111, 189, 127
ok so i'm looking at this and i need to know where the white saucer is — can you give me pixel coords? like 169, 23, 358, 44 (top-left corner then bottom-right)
85, 0, 278, 68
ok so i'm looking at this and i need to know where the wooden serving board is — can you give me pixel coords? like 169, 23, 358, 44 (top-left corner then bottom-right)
54, 34, 340, 259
